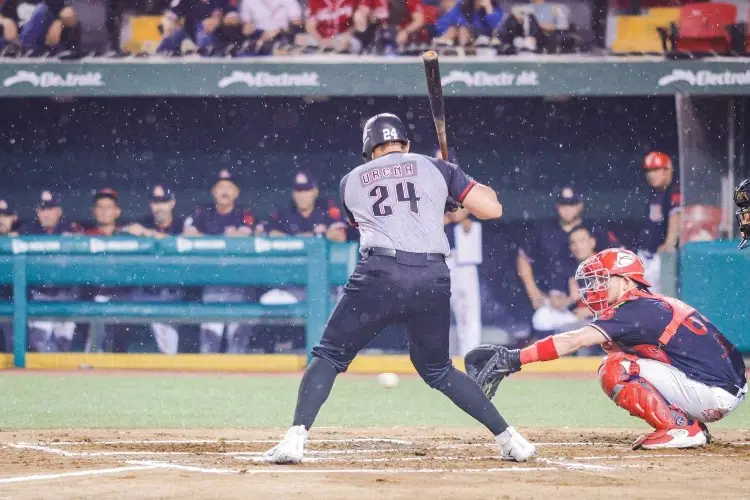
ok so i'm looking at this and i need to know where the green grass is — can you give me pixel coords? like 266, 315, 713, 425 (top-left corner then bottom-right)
0, 373, 747, 430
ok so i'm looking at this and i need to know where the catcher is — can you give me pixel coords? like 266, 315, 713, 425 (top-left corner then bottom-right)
466, 248, 747, 450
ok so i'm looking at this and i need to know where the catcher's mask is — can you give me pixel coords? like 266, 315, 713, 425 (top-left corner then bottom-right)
575, 249, 650, 317
735, 179, 750, 250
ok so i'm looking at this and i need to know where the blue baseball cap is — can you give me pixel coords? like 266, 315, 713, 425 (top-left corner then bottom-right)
149, 184, 175, 203
556, 186, 583, 205
293, 171, 317, 191
214, 168, 238, 187
37, 190, 62, 209
0, 199, 16, 216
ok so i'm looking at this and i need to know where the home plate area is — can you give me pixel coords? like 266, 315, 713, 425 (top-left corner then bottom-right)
1, 429, 749, 498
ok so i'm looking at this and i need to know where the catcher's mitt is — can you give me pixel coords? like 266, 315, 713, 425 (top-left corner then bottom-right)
464, 344, 522, 399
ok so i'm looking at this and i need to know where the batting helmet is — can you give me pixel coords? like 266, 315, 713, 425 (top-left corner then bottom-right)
643, 151, 673, 170
735, 178, 750, 250
574, 248, 651, 316
362, 113, 409, 159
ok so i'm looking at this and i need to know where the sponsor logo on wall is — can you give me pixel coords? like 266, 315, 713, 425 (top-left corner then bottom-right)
3, 70, 105, 88
218, 71, 320, 88
441, 70, 539, 87
658, 69, 750, 87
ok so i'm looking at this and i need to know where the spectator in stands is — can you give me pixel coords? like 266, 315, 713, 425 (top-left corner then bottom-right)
21, 190, 81, 352
355, 0, 426, 53
517, 186, 606, 331
296, 0, 360, 53
432, 0, 502, 47
121, 184, 184, 355
158, 0, 241, 56
184, 169, 256, 353
238, 0, 303, 55
0, 0, 80, 55
492, 0, 570, 54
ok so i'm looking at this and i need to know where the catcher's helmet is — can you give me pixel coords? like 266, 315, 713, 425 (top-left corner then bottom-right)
574, 248, 651, 316
643, 151, 673, 170
362, 113, 409, 160
735, 179, 750, 250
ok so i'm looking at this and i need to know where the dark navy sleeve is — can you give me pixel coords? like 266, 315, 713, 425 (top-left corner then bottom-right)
667, 182, 682, 215
590, 300, 667, 346
428, 157, 477, 203
267, 209, 287, 233
339, 174, 357, 226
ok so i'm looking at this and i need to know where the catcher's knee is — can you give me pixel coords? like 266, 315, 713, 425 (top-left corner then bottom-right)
598, 353, 684, 429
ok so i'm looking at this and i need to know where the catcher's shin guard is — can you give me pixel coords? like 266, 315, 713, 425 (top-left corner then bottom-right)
598, 353, 688, 430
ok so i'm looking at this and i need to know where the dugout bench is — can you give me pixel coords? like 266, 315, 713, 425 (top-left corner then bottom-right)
0, 236, 358, 368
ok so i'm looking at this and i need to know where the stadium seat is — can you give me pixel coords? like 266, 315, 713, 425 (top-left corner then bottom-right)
658, 3, 738, 56
121, 15, 162, 54
611, 8, 681, 54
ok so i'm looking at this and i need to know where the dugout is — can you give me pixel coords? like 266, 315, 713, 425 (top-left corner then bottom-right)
0, 55, 748, 358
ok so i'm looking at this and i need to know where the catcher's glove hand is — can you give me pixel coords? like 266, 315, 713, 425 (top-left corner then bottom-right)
464, 344, 522, 400
444, 196, 462, 213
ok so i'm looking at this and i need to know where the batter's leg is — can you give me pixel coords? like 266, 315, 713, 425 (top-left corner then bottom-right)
265, 259, 399, 464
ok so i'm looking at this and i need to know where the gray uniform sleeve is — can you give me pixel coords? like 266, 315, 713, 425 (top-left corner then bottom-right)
427, 157, 477, 203
339, 174, 357, 227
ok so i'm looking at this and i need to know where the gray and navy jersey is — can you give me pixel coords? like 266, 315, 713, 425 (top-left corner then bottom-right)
340, 152, 477, 255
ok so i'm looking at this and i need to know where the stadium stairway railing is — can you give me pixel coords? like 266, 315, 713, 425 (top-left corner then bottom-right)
0, 236, 359, 368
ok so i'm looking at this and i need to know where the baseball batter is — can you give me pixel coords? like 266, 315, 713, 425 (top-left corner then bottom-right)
264, 113, 535, 464
466, 249, 746, 449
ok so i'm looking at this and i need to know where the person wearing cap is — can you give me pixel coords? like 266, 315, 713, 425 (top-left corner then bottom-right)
122, 184, 186, 355
265, 171, 346, 241
20, 190, 81, 352
517, 186, 611, 335
638, 152, 681, 293
184, 169, 257, 354
123, 184, 184, 238
84, 188, 122, 236
0, 199, 19, 236
255, 171, 345, 353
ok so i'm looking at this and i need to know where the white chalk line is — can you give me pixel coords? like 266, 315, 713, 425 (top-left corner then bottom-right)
239, 467, 559, 475
0, 465, 159, 484
235, 455, 505, 464
126, 460, 237, 474
40, 438, 412, 446
536, 457, 613, 471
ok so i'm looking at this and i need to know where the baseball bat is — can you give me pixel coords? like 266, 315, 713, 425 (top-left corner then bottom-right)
422, 50, 449, 161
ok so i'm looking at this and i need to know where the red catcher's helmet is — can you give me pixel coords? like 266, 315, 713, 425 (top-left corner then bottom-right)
574, 249, 651, 316
643, 151, 672, 170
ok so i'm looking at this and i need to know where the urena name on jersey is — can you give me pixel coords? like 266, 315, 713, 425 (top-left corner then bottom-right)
359, 162, 418, 186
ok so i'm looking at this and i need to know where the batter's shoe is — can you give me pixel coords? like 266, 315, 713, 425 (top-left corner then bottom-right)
496, 426, 536, 462
632, 421, 708, 450
263, 425, 308, 464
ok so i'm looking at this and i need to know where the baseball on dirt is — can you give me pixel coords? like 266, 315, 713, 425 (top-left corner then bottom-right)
377, 372, 399, 389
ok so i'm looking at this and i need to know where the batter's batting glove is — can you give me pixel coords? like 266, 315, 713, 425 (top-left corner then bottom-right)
464, 344, 522, 400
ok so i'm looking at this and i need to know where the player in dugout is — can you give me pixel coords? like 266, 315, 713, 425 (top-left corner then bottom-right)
735, 179, 750, 250
466, 248, 746, 450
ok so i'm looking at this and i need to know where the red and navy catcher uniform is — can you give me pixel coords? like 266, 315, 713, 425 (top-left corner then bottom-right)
465, 248, 746, 450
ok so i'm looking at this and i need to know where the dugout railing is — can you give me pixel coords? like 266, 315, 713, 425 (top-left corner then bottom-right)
0, 236, 358, 368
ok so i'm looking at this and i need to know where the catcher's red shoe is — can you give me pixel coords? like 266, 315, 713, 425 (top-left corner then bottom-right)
632, 421, 709, 450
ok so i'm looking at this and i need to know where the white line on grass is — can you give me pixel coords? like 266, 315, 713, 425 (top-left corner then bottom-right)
0, 465, 159, 484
